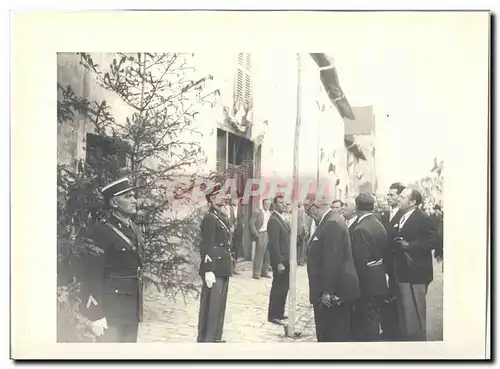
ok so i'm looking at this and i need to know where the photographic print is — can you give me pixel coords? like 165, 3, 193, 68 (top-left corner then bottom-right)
12, 10, 490, 360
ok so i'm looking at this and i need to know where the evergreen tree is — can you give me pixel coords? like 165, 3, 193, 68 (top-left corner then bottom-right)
57, 52, 217, 341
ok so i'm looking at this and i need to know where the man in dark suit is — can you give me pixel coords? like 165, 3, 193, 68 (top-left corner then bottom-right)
393, 188, 438, 341
350, 193, 388, 342
196, 182, 234, 343
304, 195, 360, 342
80, 177, 145, 342
267, 194, 292, 325
378, 182, 406, 341
250, 198, 272, 279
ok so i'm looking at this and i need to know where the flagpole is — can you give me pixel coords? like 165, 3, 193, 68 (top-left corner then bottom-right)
287, 53, 302, 337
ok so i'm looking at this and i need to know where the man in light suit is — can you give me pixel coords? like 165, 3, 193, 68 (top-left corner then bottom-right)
393, 188, 438, 341
250, 198, 272, 279
304, 195, 360, 342
350, 193, 388, 342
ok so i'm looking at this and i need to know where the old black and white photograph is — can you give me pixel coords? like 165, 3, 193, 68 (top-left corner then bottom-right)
11, 9, 490, 360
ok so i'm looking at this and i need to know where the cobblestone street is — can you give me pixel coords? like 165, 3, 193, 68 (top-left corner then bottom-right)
138, 259, 443, 343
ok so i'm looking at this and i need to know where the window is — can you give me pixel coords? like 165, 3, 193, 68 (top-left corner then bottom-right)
228, 132, 253, 166
216, 128, 253, 172
235, 52, 252, 105
216, 129, 254, 198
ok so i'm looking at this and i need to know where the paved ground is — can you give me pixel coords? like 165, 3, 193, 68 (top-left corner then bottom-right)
138, 259, 443, 343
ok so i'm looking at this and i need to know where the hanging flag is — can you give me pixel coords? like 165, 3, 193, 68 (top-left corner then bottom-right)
309, 53, 355, 120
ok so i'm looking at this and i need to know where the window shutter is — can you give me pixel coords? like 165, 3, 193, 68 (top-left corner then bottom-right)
235, 53, 252, 105
236, 69, 244, 100
244, 74, 252, 105
245, 53, 252, 71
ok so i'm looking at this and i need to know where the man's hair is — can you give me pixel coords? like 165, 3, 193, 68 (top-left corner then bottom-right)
273, 194, 284, 204
103, 195, 114, 209
409, 188, 423, 206
344, 197, 356, 206
355, 193, 375, 212
332, 199, 343, 206
389, 182, 406, 195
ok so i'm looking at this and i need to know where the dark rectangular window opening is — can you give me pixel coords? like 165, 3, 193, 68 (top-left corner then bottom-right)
85, 133, 130, 172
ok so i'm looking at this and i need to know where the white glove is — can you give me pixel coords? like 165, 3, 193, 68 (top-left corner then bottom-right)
205, 272, 216, 289
89, 317, 108, 337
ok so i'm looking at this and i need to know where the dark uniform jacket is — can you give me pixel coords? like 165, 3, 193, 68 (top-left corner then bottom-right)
306, 210, 360, 305
267, 212, 291, 268
393, 208, 438, 285
199, 207, 233, 277
351, 214, 388, 297
80, 214, 145, 326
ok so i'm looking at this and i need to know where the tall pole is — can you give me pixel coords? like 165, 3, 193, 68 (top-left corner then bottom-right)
287, 53, 302, 336
316, 120, 320, 189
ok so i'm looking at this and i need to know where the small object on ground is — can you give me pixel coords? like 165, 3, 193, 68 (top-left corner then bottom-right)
269, 318, 286, 326
283, 324, 303, 339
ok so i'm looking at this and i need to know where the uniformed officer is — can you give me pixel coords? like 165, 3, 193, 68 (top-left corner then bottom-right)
196, 182, 233, 343
79, 177, 145, 342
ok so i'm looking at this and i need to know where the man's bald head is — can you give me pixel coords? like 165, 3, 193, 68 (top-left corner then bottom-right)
342, 197, 357, 220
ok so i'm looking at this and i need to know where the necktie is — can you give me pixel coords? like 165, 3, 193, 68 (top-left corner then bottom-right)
399, 213, 408, 230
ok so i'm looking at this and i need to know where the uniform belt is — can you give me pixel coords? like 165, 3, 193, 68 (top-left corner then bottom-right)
217, 243, 231, 248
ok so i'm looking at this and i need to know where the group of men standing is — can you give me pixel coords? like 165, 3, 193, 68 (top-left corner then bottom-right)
194, 180, 442, 343
302, 182, 441, 342
77, 175, 442, 344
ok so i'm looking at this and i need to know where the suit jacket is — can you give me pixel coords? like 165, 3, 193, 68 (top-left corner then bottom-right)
198, 208, 233, 277
80, 214, 145, 325
351, 214, 388, 297
373, 211, 383, 222
306, 210, 360, 305
250, 210, 265, 239
393, 208, 438, 284
305, 214, 315, 240
379, 208, 404, 278
347, 216, 358, 240
267, 212, 291, 268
